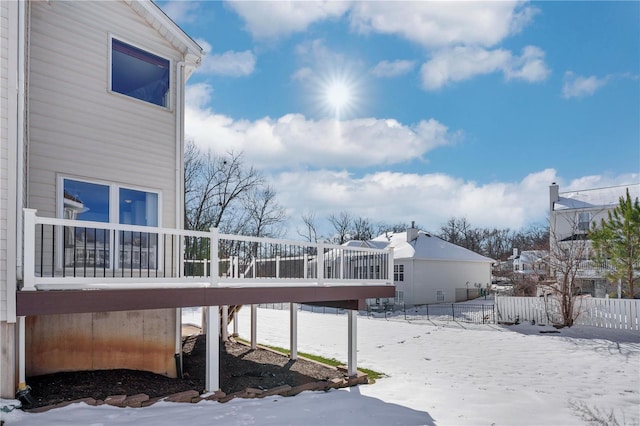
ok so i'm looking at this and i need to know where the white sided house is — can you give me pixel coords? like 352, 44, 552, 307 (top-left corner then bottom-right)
1, 1, 394, 401
347, 227, 494, 307
549, 182, 640, 297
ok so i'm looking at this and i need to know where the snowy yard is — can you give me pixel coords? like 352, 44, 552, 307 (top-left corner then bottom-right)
4, 307, 639, 426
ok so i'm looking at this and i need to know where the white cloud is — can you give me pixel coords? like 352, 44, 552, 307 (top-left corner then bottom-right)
349, 2, 538, 48
420, 45, 549, 90
504, 46, 550, 82
272, 168, 561, 237
185, 101, 460, 170
292, 67, 314, 82
185, 83, 214, 109
226, 1, 537, 50
195, 39, 256, 77
226, 1, 351, 40
562, 71, 610, 99
371, 60, 416, 78
157, 1, 200, 24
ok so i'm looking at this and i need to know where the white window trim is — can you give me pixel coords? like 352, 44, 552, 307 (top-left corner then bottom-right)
57, 175, 163, 270
108, 33, 173, 111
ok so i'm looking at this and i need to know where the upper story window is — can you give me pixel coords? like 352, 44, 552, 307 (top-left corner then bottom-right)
111, 38, 170, 108
577, 212, 591, 232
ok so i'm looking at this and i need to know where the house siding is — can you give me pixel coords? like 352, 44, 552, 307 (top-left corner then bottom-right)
1, 0, 9, 323
27, 0, 180, 225
22, 1, 188, 379
406, 260, 491, 305
1, 0, 18, 399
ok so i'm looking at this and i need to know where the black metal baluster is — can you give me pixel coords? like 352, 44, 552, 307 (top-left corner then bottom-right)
83, 227, 87, 277
51, 225, 55, 277
39, 224, 44, 277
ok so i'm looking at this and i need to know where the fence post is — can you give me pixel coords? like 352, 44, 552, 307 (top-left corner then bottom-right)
452, 304, 455, 320
209, 227, 219, 287
482, 305, 485, 324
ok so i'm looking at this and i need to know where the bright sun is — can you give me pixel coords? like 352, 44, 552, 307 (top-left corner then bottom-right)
326, 81, 352, 111
317, 72, 361, 119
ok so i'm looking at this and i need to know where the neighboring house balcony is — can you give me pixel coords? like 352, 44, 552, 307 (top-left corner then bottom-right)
18, 210, 395, 315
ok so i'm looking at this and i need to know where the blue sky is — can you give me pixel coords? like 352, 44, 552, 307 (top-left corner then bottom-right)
158, 1, 639, 237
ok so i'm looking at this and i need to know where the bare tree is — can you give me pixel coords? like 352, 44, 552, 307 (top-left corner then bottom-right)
328, 211, 353, 245
439, 217, 483, 253
243, 186, 287, 238
297, 212, 319, 243
546, 217, 590, 327
352, 216, 375, 241
184, 141, 263, 231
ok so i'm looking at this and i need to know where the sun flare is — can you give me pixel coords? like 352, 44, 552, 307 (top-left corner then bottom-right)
326, 81, 352, 111
316, 71, 362, 119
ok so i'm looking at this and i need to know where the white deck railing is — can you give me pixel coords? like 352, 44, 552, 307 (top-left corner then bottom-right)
23, 209, 393, 291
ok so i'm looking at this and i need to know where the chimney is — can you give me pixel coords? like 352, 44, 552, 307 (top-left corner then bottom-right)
549, 182, 559, 213
407, 221, 419, 242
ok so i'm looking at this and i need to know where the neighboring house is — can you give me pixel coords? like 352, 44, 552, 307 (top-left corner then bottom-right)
346, 226, 494, 306
549, 182, 640, 297
0, 1, 393, 400
511, 249, 549, 276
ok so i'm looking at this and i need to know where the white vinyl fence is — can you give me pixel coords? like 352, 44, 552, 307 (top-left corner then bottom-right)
495, 296, 640, 331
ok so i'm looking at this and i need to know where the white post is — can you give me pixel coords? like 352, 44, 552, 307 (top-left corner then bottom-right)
388, 247, 394, 283
210, 228, 219, 287
276, 255, 280, 278
304, 254, 308, 279
233, 307, 239, 336
290, 303, 298, 360
22, 209, 37, 291
250, 304, 257, 349
205, 305, 220, 392
221, 305, 229, 341
318, 243, 324, 285
17, 316, 26, 389
340, 250, 344, 280
347, 309, 357, 377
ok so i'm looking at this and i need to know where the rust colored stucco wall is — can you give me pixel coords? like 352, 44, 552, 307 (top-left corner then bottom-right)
25, 309, 177, 377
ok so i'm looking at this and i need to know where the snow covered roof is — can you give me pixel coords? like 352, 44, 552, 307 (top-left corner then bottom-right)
554, 183, 639, 211
370, 230, 494, 263
342, 240, 390, 250
514, 250, 549, 264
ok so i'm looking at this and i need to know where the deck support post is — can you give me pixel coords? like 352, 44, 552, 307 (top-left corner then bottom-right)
250, 304, 257, 349
347, 309, 357, 377
221, 305, 229, 341
290, 303, 298, 360
205, 306, 220, 392
17, 316, 26, 388
233, 309, 239, 336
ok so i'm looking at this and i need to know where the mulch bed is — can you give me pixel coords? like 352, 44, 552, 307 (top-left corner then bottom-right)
24, 334, 349, 409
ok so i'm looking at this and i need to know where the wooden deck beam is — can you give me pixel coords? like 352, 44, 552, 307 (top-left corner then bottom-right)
16, 285, 395, 316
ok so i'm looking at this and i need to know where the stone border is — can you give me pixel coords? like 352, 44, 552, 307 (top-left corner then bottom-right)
24, 371, 368, 413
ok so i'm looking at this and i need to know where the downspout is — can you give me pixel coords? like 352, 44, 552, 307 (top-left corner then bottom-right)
15, 0, 35, 407
174, 60, 186, 377
15, 0, 27, 284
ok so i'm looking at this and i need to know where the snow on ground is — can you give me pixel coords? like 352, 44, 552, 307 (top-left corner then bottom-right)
3, 307, 639, 426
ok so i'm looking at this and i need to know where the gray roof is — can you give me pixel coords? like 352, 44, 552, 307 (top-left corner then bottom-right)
555, 183, 639, 211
